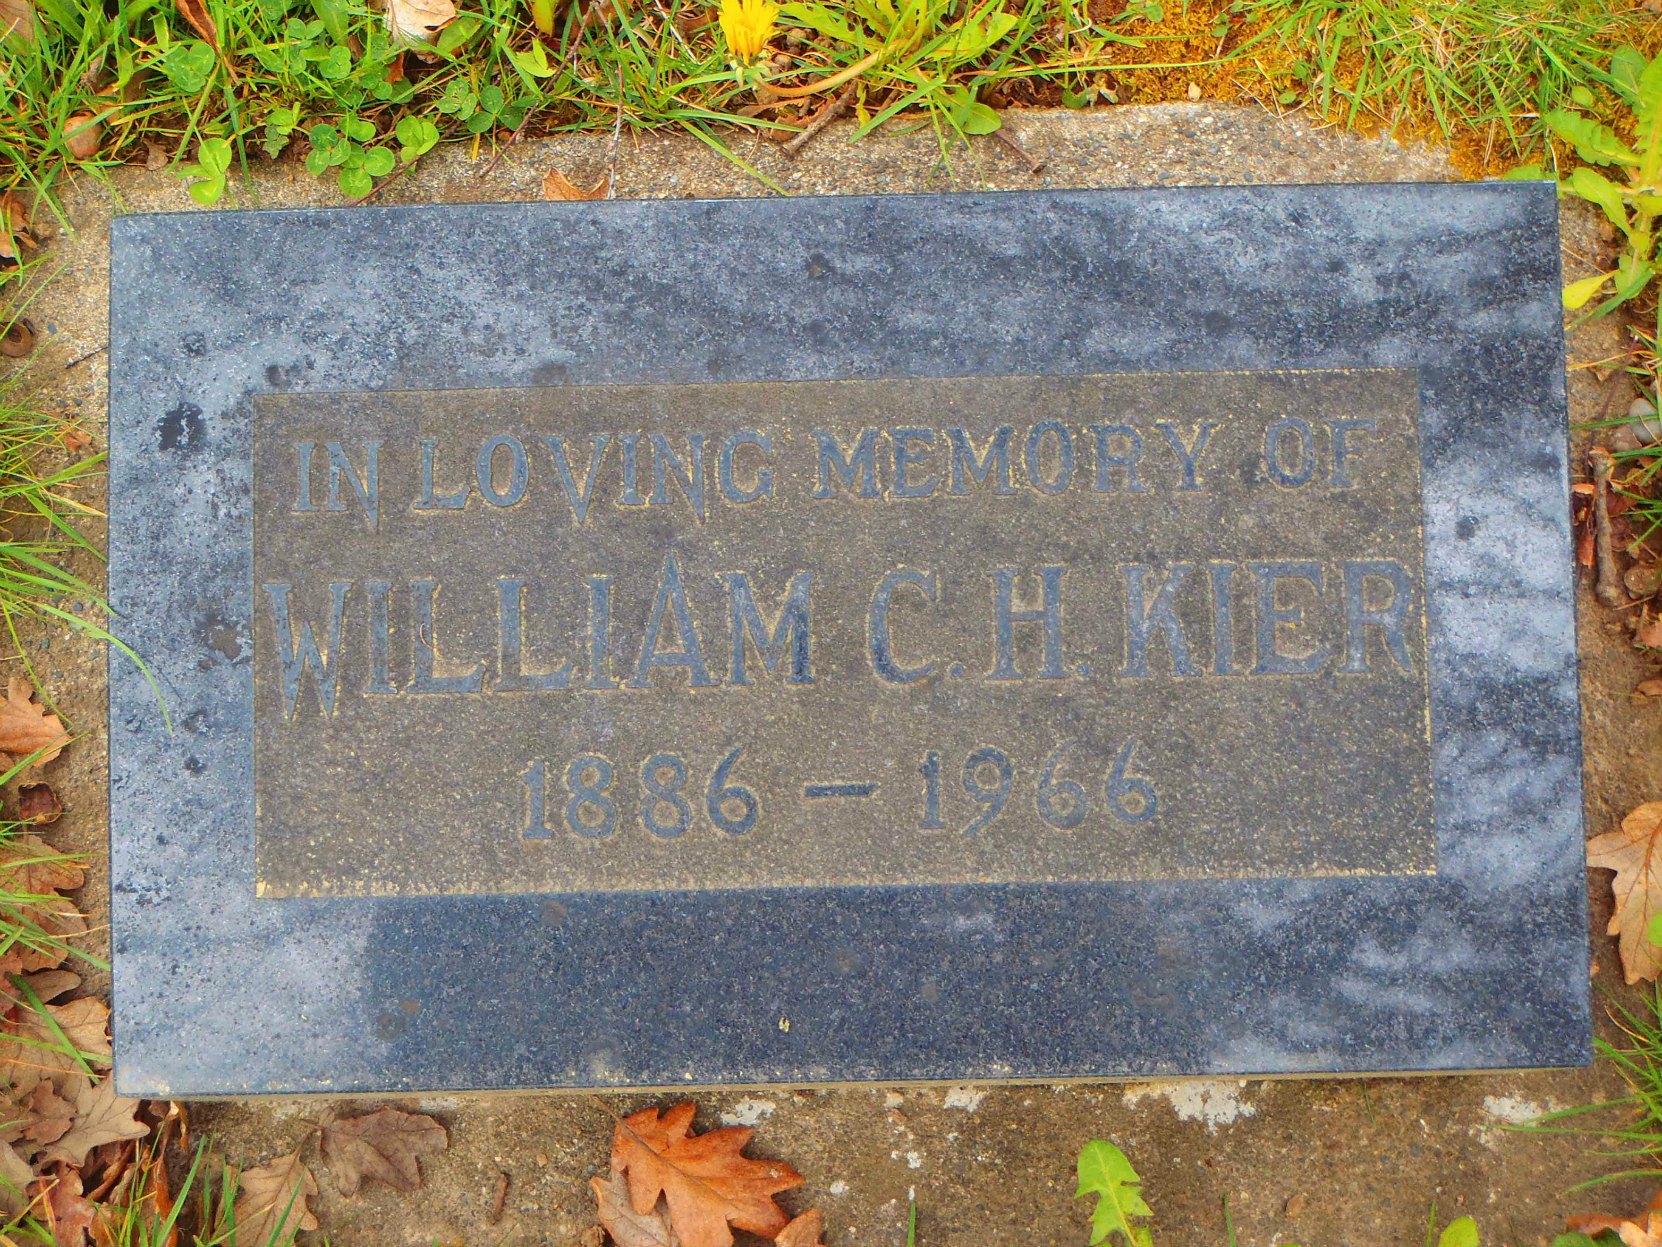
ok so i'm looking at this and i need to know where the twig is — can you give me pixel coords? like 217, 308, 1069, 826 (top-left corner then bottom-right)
781, 84, 856, 158
62, 343, 106, 371
993, 124, 1045, 175
1591, 445, 1627, 607
348, 159, 417, 206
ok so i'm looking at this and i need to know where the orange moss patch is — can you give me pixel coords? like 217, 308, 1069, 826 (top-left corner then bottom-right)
1002, 1, 1662, 179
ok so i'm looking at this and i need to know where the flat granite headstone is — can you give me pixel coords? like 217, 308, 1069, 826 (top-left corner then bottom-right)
107, 183, 1587, 1096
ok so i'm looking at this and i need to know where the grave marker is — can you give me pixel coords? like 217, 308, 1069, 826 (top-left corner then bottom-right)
108, 184, 1587, 1094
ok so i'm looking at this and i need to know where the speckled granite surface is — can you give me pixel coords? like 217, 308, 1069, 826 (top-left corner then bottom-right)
107, 182, 1583, 1095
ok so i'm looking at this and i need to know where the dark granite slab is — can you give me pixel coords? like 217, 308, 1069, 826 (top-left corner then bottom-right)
107, 183, 1586, 1095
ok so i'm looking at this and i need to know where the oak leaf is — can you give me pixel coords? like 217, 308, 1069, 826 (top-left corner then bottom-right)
776, 1209, 826, 1247
45, 998, 111, 1064
1590, 801, 1662, 983
19, 1080, 75, 1148
0, 835, 89, 977
320, 1107, 447, 1196
40, 1162, 95, 1247
543, 167, 610, 201
612, 1103, 802, 1247
0, 680, 66, 767
592, 1170, 680, 1247
233, 1151, 319, 1244
45, 1080, 148, 1167
1568, 1211, 1662, 1246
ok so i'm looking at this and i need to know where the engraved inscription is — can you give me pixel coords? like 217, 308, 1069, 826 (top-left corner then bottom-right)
252, 371, 1434, 897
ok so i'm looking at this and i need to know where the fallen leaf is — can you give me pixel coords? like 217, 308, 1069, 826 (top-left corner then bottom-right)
0, 0, 33, 41
46, 1080, 148, 1167
1568, 1211, 1662, 1247
45, 998, 111, 1064
173, 0, 218, 49
385, 0, 455, 44
1640, 678, 1662, 698
320, 1107, 447, 1196
776, 1209, 826, 1247
0, 1005, 93, 1106
0, 834, 88, 979
17, 783, 62, 824
39, 1163, 96, 1247
17, 970, 81, 1002
0, 192, 31, 263
0, 680, 67, 767
543, 167, 610, 201
61, 113, 102, 160
612, 1103, 802, 1247
61, 427, 94, 454
1591, 802, 1662, 983
592, 1170, 680, 1247
233, 1151, 319, 1244
21, 1081, 75, 1148
0, 1141, 32, 1216
1640, 610, 1662, 649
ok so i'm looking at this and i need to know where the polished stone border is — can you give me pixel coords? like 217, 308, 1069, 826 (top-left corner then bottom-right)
108, 183, 1584, 1095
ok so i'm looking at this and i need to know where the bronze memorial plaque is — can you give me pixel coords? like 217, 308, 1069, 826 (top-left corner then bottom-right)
252, 368, 1432, 898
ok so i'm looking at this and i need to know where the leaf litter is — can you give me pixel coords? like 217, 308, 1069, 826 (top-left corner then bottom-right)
0, 675, 455, 1245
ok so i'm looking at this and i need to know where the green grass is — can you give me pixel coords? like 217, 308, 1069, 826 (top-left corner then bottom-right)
1232, 0, 1627, 166
1520, 987, 1662, 1189
0, 372, 148, 704
0, 0, 1654, 218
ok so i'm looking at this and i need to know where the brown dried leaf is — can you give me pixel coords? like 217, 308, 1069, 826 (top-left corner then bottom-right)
0, 680, 67, 767
592, 1171, 679, 1247
21, 1081, 75, 1147
0, 0, 33, 41
0, 836, 77, 897
39, 1162, 96, 1247
1639, 678, 1662, 698
45, 1080, 148, 1167
543, 167, 610, 201
385, 0, 455, 43
45, 998, 111, 1064
233, 1151, 319, 1244
61, 113, 102, 161
0, 1140, 32, 1216
0, 192, 31, 263
17, 784, 62, 825
612, 1103, 803, 1247
1591, 802, 1662, 983
173, 0, 218, 48
776, 1209, 826, 1247
1568, 1211, 1662, 1247
320, 1107, 447, 1196
17, 970, 81, 1003
1640, 610, 1662, 650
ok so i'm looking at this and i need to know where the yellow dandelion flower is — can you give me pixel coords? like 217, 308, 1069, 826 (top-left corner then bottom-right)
720, 0, 779, 63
